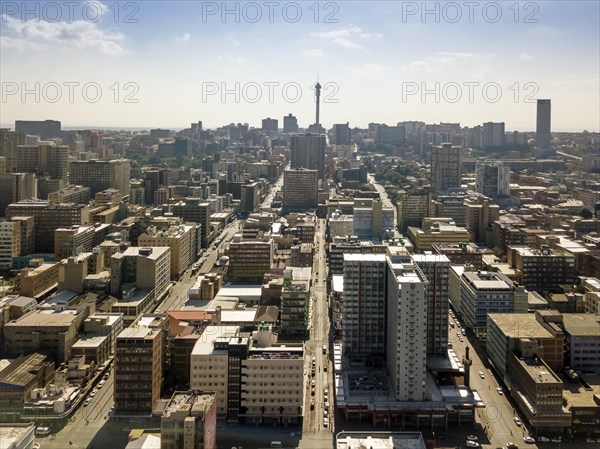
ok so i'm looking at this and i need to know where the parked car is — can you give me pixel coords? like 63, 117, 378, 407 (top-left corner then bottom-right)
83, 398, 92, 407
35, 426, 51, 436
506, 443, 519, 449
536, 436, 549, 442
479, 371, 485, 379
103, 372, 110, 380
466, 441, 480, 448
496, 387, 503, 395
98, 380, 105, 389
323, 417, 329, 427
467, 435, 478, 441
550, 437, 562, 443
523, 436, 535, 444
514, 416, 522, 426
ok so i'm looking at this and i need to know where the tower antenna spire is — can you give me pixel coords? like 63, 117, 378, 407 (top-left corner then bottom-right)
315, 78, 321, 133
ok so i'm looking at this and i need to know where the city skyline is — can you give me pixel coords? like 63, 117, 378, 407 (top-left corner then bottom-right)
1, 1, 598, 131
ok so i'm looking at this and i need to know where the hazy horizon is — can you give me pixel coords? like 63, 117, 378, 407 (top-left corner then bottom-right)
2, 1, 599, 132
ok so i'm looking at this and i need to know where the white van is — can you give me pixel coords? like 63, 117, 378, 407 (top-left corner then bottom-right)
270, 442, 283, 448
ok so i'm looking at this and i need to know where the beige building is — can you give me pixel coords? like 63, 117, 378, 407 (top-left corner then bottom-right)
9, 216, 34, 256
0, 220, 21, 271
110, 246, 171, 302
48, 185, 91, 205
241, 344, 304, 425
190, 325, 240, 416
407, 217, 472, 251
54, 225, 95, 260
69, 159, 130, 197
171, 199, 211, 247
138, 224, 195, 279
19, 261, 59, 298
3, 309, 87, 362
161, 391, 217, 449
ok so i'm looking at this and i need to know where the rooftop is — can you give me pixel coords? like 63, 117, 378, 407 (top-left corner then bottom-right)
336, 432, 427, 449
463, 271, 513, 290
562, 314, 600, 337
517, 357, 561, 384
5, 309, 80, 327
163, 391, 216, 418
488, 313, 553, 339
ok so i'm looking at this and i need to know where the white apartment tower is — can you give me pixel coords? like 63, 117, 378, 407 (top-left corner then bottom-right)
386, 246, 428, 401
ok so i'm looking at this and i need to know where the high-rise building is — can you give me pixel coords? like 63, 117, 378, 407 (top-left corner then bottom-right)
386, 246, 428, 401
475, 160, 510, 198
333, 123, 350, 145
482, 122, 506, 148
459, 271, 528, 338
0, 129, 26, 172
283, 169, 318, 211
5, 201, 89, 253
377, 125, 405, 145
536, 99, 551, 149
261, 117, 278, 135
54, 225, 95, 260
0, 220, 21, 271
430, 143, 462, 193
507, 245, 575, 292
171, 199, 211, 247
69, 159, 130, 197
290, 133, 326, 178
114, 314, 167, 415
227, 234, 273, 281
110, 246, 171, 302
283, 113, 298, 133
397, 190, 431, 233
138, 224, 197, 279
412, 253, 450, 356
14, 120, 61, 139
343, 254, 387, 358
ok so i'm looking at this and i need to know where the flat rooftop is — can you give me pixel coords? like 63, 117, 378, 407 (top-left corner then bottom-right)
5, 309, 80, 327
463, 271, 512, 290
163, 391, 216, 417
72, 335, 109, 348
343, 254, 387, 262
191, 325, 239, 356
0, 424, 35, 448
336, 432, 427, 449
517, 357, 562, 384
562, 314, 600, 337
488, 313, 554, 339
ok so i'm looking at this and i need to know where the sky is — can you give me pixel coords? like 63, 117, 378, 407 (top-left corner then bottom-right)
1, 1, 599, 131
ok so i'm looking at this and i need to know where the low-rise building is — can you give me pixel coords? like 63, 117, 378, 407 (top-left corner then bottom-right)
161, 391, 217, 449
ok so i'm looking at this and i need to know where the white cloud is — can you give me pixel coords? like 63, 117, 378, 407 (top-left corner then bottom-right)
333, 37, 361, 49
177, 32, 191, 42
349, 63, 386, 77
519, 52, 534, 61
302, 49, 325, 58
217, 54, 246, 64
1, 15, 127, 55
311, 25, 382, 49
226, 36, 240, 47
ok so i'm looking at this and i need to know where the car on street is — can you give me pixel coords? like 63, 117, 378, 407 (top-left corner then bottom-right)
466, 441, 480, 448
536, 436, 549, 442
97, 380, 105, 389
550, 437, 562, 443
506, 443, 518, 449
466, 435, 478, 441
479, 371, 485, 379
103, 372, 110, 380
83, 398, 92, 407
496, 387, 503, 394
310, 400, 314, 410
323, 417, 328, 427
324, 401, 329, 408
35, 426, 51, 436
514, 416, 522, 426
523, 436, 535, 444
